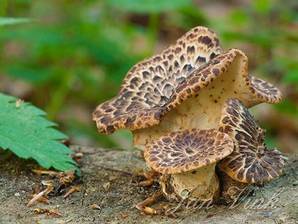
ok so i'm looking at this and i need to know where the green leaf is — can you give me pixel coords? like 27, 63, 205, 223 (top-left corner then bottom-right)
107, 0, 192, 13
0, 93, 78, 172
0, 17, 31, 26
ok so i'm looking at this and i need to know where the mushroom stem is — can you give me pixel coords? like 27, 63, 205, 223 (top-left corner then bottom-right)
217, 169, 249, 204
169, 164, 220, 202
144, 129, 233, 203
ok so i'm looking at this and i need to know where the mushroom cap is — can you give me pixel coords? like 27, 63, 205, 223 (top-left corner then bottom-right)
144, 129, 234, 174
93, 26, 223, 134
218, 98, 287, 184
93, 27, 282, 134
247, 75, 282, 105
210, 49, 282, 107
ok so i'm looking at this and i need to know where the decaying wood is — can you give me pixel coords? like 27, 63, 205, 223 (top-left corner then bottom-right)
0, 145, 297, 224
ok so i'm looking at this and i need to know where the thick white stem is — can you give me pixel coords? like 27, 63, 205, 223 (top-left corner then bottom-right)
169, 163, 219, 201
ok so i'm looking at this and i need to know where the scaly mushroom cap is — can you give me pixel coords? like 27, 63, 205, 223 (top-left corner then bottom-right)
93, 26, 282, 135
218, 98, 287, 184
247, 76, 282, 105
144, 129, 234, 174
93, 26, 222, 134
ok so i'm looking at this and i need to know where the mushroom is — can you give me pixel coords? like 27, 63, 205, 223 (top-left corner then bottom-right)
217, 170, 249, 204
217, 98, 287, 202
144, 129, 233, 203
93, 26, 282, 151
92, 26, 285, 213
93, 26, 221, 141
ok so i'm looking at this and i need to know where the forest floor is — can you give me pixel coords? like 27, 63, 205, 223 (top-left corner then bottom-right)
0, 146, 297, 224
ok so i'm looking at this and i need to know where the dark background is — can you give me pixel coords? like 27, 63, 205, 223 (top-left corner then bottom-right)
0, 0, 297, 153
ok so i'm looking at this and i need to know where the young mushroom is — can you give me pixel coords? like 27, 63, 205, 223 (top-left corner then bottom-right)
217, 98, 287, 202
93, 26, 282, 151
144, 129, 234, 204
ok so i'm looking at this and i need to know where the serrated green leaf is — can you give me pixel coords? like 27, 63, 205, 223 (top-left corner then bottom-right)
0, 93, 78, 172
0, 17, 31, 26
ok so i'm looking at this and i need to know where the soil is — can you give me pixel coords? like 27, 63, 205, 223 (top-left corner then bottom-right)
0, 146, 297, 224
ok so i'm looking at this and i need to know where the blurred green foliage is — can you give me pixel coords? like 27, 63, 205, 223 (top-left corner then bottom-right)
0, 0, 297, 149
0, 17, 30, 25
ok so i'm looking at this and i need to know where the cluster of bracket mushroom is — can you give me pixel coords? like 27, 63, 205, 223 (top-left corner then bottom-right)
93, 26, 286, 212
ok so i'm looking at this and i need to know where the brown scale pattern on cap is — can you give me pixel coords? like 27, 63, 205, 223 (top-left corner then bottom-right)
247, 76, 282, 104
218, 98, 287, 184
93, 26, 282, 134
93, 26, 223, 134
144, 129, 234, 174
